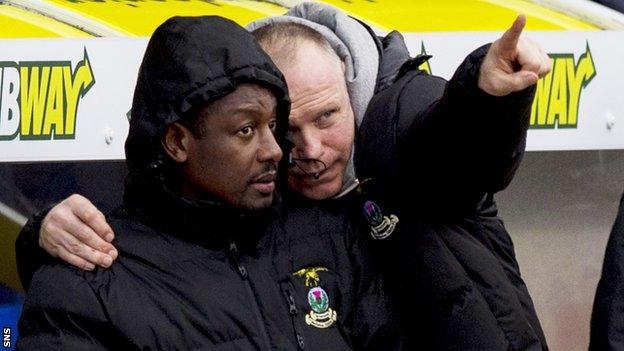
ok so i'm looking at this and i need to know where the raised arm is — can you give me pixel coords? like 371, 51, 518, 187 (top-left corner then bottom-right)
400, 16, 550, 213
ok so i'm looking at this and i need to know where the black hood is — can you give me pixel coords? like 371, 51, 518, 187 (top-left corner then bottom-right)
121, 16, 290, 242
125, 15, 290, 183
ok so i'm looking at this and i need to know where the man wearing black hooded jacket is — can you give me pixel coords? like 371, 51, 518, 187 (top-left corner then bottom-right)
16, 16, 400, 350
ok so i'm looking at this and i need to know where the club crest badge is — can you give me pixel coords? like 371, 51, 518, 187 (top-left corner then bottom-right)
305, 287, 337, 329
292, 267, 338, 329
362, 200, 399, 240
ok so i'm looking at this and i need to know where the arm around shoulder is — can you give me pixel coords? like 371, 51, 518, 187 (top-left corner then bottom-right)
15, 205, 55, 291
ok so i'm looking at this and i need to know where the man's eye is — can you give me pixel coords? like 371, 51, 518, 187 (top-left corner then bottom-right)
268, 120, 277, 131
238, 126, 254, 137
315, 109, 337, 126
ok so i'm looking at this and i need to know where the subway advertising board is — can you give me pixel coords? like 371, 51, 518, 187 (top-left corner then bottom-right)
408, 30, 621, 151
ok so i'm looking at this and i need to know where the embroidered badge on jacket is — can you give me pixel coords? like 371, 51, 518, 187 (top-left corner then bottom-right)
292, 267, 337, 329
362, 200, 399, 240
305, 286, 337, 328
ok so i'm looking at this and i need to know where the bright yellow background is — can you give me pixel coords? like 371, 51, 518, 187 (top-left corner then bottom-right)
0, 0, 599, 39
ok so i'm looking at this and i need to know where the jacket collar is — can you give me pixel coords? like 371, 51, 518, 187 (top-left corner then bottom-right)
122, 174, 277, 250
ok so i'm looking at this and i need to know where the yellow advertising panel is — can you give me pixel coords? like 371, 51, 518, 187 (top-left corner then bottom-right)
44, 0, 288, 36
0, 0, 603, 40
319, 0, 599, 31
0, 4, 90, 38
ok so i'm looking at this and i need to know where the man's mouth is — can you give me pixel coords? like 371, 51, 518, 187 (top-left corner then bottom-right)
291, 164, 332, 182
289, 159, 330, 180
249, 171, 277, 194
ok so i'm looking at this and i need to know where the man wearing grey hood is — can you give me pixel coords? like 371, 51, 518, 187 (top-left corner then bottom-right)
18, 2, 551, 350
250, 4, 550, 350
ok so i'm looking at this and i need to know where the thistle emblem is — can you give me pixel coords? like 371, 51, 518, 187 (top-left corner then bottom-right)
362, 200, 399, 240
308, 287, 329, 313
292, 266, 338, 329
304, 287, 337, 328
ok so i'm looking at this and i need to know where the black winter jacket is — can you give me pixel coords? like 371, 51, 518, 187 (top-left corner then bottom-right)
17, 16, 400, 351
354, 29, 548, 350
18, 189, 399, 350
590, 190, 624, 350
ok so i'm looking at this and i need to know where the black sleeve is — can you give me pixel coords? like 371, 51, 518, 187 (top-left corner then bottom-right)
15, 205, 55, 291
345, 218, 404, 351
399, 44, 535, 213
590, 191, 624, 351
17, 264, 115, 350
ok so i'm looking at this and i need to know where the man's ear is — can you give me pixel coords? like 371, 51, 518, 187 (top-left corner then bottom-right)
162, 123, 193, 163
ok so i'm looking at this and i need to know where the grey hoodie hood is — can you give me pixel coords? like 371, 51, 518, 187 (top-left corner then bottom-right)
247, 2, 380, 197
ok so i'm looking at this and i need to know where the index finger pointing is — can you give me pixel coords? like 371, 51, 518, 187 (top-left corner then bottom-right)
499, 15, 526, 53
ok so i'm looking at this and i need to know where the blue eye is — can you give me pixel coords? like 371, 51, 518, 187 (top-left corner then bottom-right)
315, 109, 337, 127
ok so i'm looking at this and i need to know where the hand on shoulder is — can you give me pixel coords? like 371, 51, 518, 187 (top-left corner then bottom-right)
40, 194, 118, 270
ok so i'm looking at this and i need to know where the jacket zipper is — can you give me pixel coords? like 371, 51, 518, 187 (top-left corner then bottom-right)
228, 240, 272, 350
283, 283, 306, 350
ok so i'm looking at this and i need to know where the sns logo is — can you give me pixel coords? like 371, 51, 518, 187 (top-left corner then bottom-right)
3, 327, 10, 348
530, 43, 596, 129
0, 49, 95, 141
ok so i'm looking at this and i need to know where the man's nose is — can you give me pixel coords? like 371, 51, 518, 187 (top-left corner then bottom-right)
291, 129, 323, 160
258, 129, 283, 163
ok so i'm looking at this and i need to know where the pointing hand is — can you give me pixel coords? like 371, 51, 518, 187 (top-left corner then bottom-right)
478, 15, 552, 96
